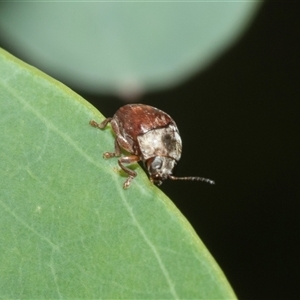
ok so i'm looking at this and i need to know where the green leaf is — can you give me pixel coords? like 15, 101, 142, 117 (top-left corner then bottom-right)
0, 48, 236, 299
0, 2, 262, 94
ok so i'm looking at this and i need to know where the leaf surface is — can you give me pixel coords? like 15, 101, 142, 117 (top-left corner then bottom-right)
0, 49, 236, 299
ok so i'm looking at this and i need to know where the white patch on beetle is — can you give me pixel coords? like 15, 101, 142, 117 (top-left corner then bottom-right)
137, 124, 182, 161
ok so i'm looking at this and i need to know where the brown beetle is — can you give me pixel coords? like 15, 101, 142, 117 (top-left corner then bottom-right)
90, 104, 214, 189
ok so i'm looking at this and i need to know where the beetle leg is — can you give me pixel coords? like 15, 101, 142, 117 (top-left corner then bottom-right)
103, 138, 121, 159
118, 155, 140, 189
89, 118, 112, 129
90, 119, 121, 159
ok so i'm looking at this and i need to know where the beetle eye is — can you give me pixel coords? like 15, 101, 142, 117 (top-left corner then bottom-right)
149, 157, 162, 173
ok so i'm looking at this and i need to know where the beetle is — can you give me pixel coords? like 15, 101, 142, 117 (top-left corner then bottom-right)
90, 104, 215, 189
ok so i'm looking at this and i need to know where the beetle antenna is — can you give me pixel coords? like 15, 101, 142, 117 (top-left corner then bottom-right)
168, 175, 215, 185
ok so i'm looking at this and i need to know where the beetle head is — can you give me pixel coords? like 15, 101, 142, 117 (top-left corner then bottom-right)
146, 156, 176, 185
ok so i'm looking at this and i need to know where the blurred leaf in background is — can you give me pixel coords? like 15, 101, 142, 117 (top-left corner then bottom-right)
0, 1, 262, 96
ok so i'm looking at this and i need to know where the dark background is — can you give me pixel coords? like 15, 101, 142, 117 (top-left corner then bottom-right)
2, 2, 300, 299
